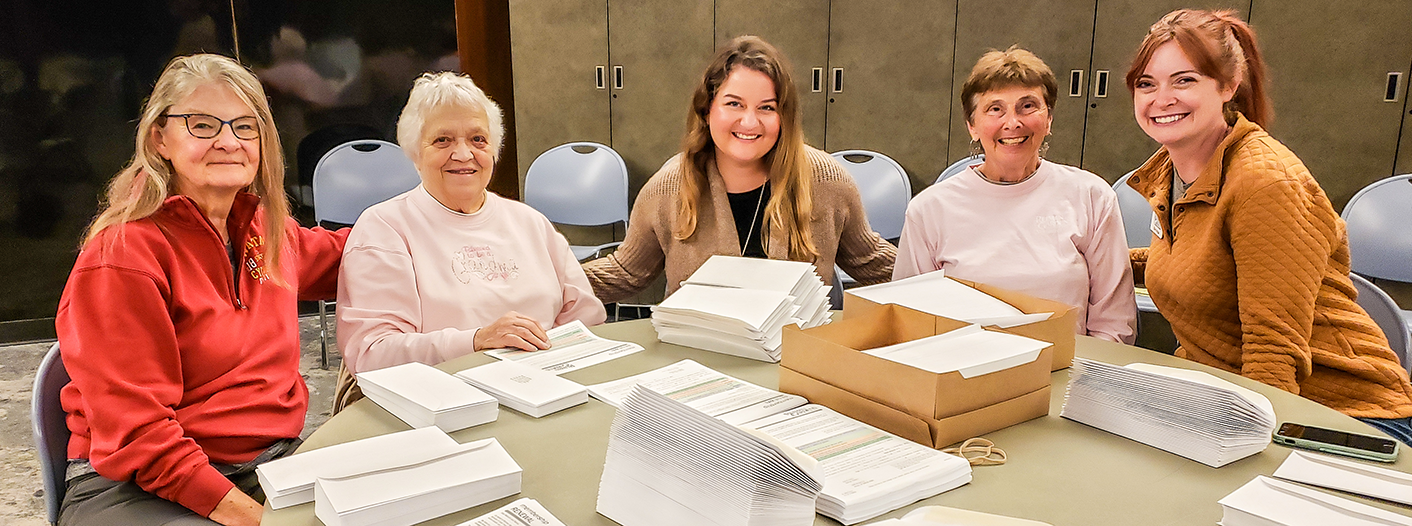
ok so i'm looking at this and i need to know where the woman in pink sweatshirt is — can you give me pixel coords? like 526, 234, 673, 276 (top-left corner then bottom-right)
335, 72, 606, 409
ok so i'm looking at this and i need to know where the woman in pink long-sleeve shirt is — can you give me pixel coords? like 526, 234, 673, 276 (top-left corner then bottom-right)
335, 72, 606, 410
894, 47, 1135, 344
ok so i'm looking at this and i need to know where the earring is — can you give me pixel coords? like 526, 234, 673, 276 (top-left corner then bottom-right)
1038, 137, 1050, 157
969, 139, 983, 157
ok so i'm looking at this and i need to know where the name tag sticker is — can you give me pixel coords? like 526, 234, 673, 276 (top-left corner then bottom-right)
1150, 212, 1163, 240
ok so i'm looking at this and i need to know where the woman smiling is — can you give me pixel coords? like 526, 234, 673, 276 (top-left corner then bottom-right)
894, 47, 1135, 344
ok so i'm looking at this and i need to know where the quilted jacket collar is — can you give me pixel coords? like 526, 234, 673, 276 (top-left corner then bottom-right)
1127, 113, 1261, 207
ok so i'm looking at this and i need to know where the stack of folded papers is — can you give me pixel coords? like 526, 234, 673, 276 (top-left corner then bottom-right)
1273, 450, 1412, 505
1218, 475, 1412, 526
847, 271, 1051, 328
683, 255, 833, 328
257, 427, 460, 509
314, 437, 522, 526
862, 324, 1051, 378
1060, 358, 1276, 467
461, 498, 569, 526
652, 283, 802, 362
597, 385, 825, 526
456, 360, 589, 418
590, 360, 972, 524
356, 362, 499, 432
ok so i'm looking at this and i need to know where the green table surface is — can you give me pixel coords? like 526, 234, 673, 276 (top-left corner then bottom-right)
263, 319, 1412, 526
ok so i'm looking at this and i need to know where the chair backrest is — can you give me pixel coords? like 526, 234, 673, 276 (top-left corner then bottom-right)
32, 342, 69, 524
524, 142, 630, 228
1342, 174, 1412, 282
936, 154, 983, 185
1113, 170, 1154, 249
313, 140, 422, 226
830, 150, 912, 241
1349, 273, 1412, 375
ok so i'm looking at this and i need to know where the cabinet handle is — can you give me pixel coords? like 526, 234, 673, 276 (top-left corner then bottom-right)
613, 65, 624, 90
596, 66, 606, 90
1385, 72, 1402, 102
1094, 70, 1109, 98
1069, 70, 1084, 97
812, 67, 824, 93
832, 68, 844, 93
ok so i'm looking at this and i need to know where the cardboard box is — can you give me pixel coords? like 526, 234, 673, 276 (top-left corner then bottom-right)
844, 276, 1078, 371
781, 303, 1052, 423
780, 366, 1051, 448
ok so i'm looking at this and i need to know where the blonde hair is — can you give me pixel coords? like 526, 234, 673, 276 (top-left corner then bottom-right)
961, 46, 1058, 123
396, 71, 505, 163
677, 35, 816, 260
83, 54, 292, 284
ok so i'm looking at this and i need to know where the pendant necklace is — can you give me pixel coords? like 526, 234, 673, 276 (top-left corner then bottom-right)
741, 183, 767, 256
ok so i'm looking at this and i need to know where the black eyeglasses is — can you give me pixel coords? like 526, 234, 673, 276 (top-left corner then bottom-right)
163, 113, 260, 140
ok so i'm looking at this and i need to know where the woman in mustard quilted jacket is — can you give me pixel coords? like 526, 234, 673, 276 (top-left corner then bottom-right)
1124, 9, 1412, 445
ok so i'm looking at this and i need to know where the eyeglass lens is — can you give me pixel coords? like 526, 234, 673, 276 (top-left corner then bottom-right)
172, 114, 260, 140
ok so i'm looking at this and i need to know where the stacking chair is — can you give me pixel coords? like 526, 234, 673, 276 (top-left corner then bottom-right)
1350, 273, 1412, 376
1112, 171, 1158, 316
32, 343, 69, 525
1342, 174, 1412, 332
935, 154, 983, 185
830, 150, 912, 288
524, 142, 631, 262
313, 139, 422, 368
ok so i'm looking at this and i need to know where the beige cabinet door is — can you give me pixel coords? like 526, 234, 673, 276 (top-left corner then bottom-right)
1255, 0, 1412, 210
507, 0, 611, 191
824, 0, 957, 193
715, 0, 832, 149
607, 0, 715, 199
1079, 0, 1250, 183
948, 0, 1099, 171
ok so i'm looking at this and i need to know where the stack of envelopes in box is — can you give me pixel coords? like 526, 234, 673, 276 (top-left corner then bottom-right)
356, 362, 499, 432
1060, 358, 1276, 467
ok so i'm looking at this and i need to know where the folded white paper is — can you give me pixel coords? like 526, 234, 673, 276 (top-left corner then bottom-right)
1273, 450, 1412, 505
1218, 475, 1412, 526
456, 360, 588, 418
314, 438, 522, 526
862, 324, 1049, 378
847, 271, 1051, 328
356, 361, 499, 432
483, 320, 643, 374
256, 427, 460, 509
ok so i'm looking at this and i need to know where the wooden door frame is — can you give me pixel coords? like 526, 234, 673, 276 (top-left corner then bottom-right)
456, 0, 520, 199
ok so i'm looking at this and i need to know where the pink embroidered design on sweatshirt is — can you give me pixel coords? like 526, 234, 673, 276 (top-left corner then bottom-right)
451, 245, 520, 283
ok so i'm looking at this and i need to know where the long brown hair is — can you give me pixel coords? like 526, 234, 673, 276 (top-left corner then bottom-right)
83, 54, 292, 284
1125, 9, 1272, 127
676, 35, 817, 260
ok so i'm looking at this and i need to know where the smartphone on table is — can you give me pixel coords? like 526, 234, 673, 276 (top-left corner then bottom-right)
1273, 422, 1399, 463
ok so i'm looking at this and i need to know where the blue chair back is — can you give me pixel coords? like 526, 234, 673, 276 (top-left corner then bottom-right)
524, 142, 631, 229
936, 154, 983, 185
313, 140, 422, 226
32, 342, 69, 524
830, 150, 911, 242
1349, 274, 1412, 376
1113, 170, 1154, 249
1343, 174, 1412, 282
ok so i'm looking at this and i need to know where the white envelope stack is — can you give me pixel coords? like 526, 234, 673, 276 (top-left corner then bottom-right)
1273, 450, 1412, 505
683, 255, 833, 328
1060, 358, 1276, 467
356, 362, 499, 432
847, 271, 1051, 328
256, 427, 460, 510
456, 360, 589, 418
1218, 476, 1412, 526
596, 386, 825, 526
314, 437, 522, 526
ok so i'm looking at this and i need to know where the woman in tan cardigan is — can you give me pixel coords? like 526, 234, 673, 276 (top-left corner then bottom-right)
1126, 9, 1412, 444
582, 36, 895, 303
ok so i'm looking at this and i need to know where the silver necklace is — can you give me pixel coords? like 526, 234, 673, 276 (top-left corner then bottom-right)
741, 183, 766, 256
975, 163, 1041, 186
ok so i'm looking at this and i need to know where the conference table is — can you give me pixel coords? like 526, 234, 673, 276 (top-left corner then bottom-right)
264, 319, 1412, 526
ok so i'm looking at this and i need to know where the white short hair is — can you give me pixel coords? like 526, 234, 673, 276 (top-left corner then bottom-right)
396, 71, 504, 162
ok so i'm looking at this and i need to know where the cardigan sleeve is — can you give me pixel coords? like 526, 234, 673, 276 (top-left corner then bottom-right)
1229, 178, 1326, 393
581, 175, 669, 304
821, 157, 897, 285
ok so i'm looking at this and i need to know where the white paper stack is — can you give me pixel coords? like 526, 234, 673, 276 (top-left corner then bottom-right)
457, 498, 568, 526
356, 362, 499, 432
847, 271, 1051, 328
257, 427, 460, 509
597, 386, 825, 526
314, 437, 522, 526
455, 360, 588, 418
1060, 358, 1276, 467
652, 283, 801, 362
483, 320, 644, 375
683, 255, 834, 328
586, 359, 809, 425
1218, 475, 1412, 526
1273, 450, 1412, 506
863, 324, 1050, 378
